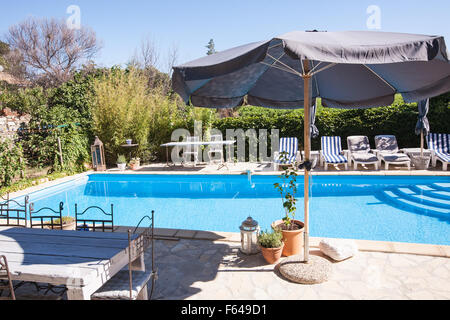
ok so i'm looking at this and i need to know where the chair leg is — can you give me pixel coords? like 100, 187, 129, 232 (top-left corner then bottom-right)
324, 163, 328, 171
407, 162, 411, 170
354, 162, 358, 170
375, 162, 378, 170
444, 162, 448, 171
385, 162, 389, 170
344, 163, 348, 170
137, 284, 148, 300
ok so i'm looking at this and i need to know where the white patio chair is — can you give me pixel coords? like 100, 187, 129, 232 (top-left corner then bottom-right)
272, 137, 301, 171
183, 136, 200, 166
208, 134, 224, 164
374, 135, 411, 170
347, 136, 379, 170
320, 136, 348, 170
426, 133, 450, 170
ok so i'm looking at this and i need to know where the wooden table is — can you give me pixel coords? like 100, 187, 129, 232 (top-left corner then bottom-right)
0, 227, 144, 300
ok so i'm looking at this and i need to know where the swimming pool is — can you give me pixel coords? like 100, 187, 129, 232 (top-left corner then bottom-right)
14, 174, 450, 245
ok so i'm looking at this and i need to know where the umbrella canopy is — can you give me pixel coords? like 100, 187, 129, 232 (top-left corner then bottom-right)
171, 30, 450, 263
173, 31, 450, 109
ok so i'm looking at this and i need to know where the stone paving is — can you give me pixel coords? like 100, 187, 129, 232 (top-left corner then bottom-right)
147, 238, 450, 300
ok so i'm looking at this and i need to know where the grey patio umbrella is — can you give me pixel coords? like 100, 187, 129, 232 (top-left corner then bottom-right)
415, 99, 430, 156
172, 30, 450, 263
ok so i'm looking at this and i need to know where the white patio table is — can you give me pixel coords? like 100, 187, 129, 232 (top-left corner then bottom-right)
0, 226, 144, 300
161, 140, 236, 168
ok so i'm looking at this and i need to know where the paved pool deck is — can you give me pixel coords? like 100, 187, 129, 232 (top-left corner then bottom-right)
6, 162, 450, 299
131, 231, 450, 300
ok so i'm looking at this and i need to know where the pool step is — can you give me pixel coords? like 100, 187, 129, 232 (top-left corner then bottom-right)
430, 183, 450, 192
380, 189, 449, 218
396, 187, 450, 209
410, 185, 450, 201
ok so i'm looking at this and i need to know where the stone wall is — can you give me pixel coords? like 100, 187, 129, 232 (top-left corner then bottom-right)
0, 107, 31, 140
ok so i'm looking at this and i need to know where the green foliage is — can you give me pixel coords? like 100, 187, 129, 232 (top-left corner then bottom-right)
214, 94, 450, 152
274, 158, 299, 230
206, 39, 216, 56
0, 87, 47, 114
0, 171, 72, 195
19, 105, 90, 172
0, 140, 25, 187
116, 154, 126, 164
257, 229, 283, 248
91, 68, 154, 163
48, 70, 97, 124
91, 68, 195, 163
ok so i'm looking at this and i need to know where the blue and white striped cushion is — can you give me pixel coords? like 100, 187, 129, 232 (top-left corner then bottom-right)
321, 136, 348, 164
427, 133, 450, 154
435, 151, 450, 163
276, 137, 298, 164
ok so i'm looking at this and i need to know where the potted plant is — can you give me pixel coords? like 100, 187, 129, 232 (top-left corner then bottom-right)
117, 154, 127, 171
258, 229, 284, 264
272, 152, 305, 257
129, 157, 140, 170
50, 216, 76, 230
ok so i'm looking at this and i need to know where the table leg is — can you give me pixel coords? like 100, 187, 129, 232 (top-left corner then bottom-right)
166, 146, 169, 166
66, 286, 92, 300
130, 253, 145, 271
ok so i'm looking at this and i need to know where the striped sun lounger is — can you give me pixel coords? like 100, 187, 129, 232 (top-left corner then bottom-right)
320, 136, 348, 170
426, 133, 450, 170
272, 137, 301, 171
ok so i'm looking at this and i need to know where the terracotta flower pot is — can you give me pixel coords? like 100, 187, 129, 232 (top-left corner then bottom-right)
130, 162, 140, 170
271, 219, 305, 257
260, 243, 284, 264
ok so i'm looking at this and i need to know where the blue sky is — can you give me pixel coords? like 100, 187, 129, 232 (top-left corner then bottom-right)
1, 0, 449, 71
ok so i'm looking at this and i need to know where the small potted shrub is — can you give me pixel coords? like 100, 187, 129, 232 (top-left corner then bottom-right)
258, 229, 284, 264
129, 157, 140, 170
272, 152, 305, 257
117, 154, 127, 171
50, 216, 76, 230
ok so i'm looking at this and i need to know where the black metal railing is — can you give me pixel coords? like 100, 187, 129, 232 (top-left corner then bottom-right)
75, 204, 114, 232
132, 210, 157, 299
29, 202, 64, 230
0, 194, 29, 228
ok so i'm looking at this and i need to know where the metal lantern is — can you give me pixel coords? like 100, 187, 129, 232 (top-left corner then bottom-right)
91, 136, 106, 171
239, 216, 260, 255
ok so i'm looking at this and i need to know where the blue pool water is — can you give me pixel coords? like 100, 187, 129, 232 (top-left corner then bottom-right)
13, 174, 450, 245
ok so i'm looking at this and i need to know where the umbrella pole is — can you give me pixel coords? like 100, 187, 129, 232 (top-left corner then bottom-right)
421, 130, 424, 157
302, 60, 311, 263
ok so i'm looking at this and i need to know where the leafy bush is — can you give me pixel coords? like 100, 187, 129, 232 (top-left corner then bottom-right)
257, 229, 283, 248
91, 68, 199, 163
213, 94, 450, 155
0, 140, 25, 187
0, 87, 47, 114
19, 105, 90, 172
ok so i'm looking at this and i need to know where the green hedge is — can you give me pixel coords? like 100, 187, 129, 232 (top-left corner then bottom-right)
213, 94, 450, 154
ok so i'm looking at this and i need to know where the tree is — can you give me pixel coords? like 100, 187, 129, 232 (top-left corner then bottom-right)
206, 39, 216, 55
6, 17, 101, 87
0, 40, 27, 81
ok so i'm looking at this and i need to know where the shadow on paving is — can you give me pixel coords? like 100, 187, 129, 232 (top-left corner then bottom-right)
148, 238, 280, 300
